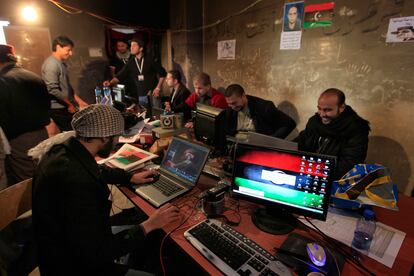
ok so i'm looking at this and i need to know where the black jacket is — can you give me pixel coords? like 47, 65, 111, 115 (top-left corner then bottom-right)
296, 106, 370, 179
32, 138, 145, 276
0, 63, 50, 140
168, 84, 191, 114
110, 55, 129, 75
225, 95, 296, 138
115, 54, 166, 98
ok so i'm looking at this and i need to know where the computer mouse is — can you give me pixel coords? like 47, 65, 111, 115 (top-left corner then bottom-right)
306, 242, 326, 267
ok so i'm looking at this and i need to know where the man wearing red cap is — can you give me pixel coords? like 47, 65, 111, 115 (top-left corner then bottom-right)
0, 44, 50, 185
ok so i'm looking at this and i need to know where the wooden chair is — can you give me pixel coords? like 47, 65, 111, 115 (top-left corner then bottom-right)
0, 178, 37, 275
0, 178, 32, 231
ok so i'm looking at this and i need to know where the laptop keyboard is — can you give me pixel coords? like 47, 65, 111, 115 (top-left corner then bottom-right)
153, 178, 184, 196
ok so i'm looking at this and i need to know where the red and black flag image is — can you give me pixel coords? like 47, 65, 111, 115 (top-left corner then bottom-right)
304, 2, 335, 29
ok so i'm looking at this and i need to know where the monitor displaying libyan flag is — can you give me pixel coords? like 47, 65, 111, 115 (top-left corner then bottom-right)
304, 2, 335, 29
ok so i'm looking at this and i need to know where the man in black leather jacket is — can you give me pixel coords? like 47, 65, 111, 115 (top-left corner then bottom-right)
296, 88, 370, 179
224, 84, 296, 138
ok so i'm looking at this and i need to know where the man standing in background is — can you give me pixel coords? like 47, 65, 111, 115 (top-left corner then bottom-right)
0, 44, 50, 185
42, 35, 88, 131
109, 38, 130, 76
105, 38, 166, 108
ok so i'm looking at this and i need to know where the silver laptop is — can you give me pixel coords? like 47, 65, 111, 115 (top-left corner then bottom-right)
227, 131, 298, 151
246, 132, 298, 151
135, 137, 210, 207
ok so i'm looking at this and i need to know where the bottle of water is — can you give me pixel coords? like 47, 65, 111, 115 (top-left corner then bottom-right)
94, 86, 102, 104
103, 86, 113, 106
352, 209, 376, 252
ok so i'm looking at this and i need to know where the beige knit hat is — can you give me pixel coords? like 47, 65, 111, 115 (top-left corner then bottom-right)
71, 104, 124, 137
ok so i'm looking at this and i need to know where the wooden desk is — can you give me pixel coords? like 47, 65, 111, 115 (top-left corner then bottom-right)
119, 177, 414, 276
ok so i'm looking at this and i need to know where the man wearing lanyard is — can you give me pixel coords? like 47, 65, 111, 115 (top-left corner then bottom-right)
105, 38, 166, 108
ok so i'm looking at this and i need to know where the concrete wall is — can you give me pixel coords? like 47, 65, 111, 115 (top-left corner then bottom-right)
169, 0, 203, 90
0, 0, 109, 104
171, 0, 414, 195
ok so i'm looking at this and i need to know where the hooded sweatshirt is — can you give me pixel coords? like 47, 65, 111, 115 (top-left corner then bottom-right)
296, 106, 370, 179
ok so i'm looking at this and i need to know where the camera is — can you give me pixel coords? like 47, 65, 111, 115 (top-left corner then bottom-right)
160, 114, 175, 129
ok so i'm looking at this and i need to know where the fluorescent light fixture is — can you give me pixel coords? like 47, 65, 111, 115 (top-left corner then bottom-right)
112, 28, 136, 34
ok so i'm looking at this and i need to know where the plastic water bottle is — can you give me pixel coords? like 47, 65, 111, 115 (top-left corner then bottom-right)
94, 86, 102, 104
103, 86, 113, 106
352, 209, 376, 252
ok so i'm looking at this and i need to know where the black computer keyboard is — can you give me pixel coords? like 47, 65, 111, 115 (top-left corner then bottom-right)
184, 219, 292, 276
152, 178, 184, 196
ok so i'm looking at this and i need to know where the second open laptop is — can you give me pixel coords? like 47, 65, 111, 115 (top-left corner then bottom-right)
135, 137, 210, 207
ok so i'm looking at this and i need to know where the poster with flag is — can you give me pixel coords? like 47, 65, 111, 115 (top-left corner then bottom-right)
304, 2, 335, 29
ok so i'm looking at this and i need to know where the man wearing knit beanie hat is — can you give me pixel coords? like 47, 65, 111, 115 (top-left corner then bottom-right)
0, 44, 50, 186
32, 104, 180, 275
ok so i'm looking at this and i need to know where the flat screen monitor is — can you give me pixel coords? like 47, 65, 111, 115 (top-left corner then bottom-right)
112, 84, 125, 102
194, 103, 226, 153
231, 143, 336, 234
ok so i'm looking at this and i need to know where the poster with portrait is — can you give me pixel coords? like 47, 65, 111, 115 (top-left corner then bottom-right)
386, 16, 414, 43
283, 1, 305, 32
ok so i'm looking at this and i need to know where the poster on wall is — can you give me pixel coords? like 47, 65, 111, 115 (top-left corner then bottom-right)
304, 2, 335, 29
280, 1, 304, 50
386, 16, 414, 43
280, 31, 302, 50
283, 1, 304, 32
217, 39, 236, 60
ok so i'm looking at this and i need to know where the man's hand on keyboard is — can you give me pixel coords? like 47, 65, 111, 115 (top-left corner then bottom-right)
140, 203, 180, 234
130, 170, 158, 185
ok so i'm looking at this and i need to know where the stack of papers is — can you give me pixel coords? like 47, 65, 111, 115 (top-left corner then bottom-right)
300, 208, 406, 268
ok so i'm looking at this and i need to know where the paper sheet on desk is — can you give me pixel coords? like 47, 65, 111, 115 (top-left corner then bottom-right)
300, 208, 406, 268
119, 118, 149, 143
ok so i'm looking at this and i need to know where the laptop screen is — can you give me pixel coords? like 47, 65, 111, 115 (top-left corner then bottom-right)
161, 138, 210, 184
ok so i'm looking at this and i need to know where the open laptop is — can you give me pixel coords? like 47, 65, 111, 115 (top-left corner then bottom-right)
135, 137, 210, 207
246, 132, 298, 151
227, 131, 297, 151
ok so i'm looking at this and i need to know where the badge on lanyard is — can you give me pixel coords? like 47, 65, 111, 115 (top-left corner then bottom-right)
135, 57, 144, 82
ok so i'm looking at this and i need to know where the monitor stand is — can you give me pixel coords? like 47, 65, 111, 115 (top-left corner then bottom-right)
252, 206, 297, 235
